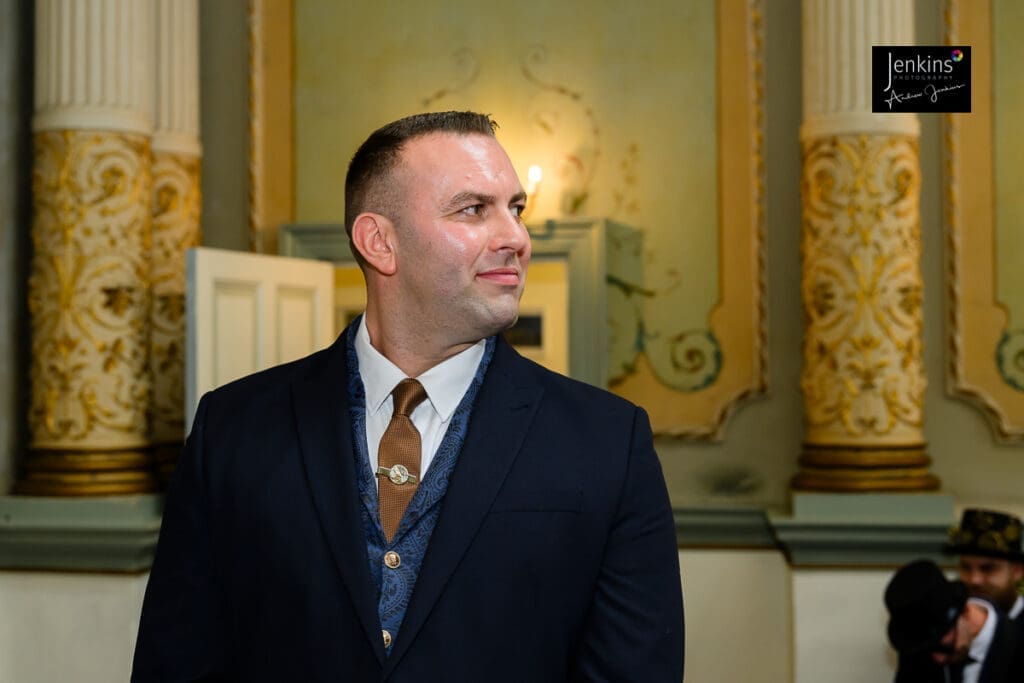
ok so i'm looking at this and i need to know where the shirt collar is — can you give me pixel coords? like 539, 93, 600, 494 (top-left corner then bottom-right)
967, 597, 997, 665
354, 314, 486, 421
1011, 595, 1024, 620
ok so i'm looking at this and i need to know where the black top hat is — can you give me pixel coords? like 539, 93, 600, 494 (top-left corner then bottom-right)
947, 508, 1024, 562
884, 559, 967, 655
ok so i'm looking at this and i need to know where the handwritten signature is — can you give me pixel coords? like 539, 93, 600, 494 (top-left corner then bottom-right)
924, 82, 966, 102
886, 82, 966, 109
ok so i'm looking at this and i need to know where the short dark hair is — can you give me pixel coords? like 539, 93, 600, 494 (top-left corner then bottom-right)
343, 111, 498, 262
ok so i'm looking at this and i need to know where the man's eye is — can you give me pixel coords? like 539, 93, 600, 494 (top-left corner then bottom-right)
512, 204, 525, 217
461, 205, 483, 216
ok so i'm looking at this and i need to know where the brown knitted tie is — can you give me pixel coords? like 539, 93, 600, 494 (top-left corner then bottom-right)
376, 378, 428, 542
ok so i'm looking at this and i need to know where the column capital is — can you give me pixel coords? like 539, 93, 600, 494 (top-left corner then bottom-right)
33, 0, 155, 136
802, 0, 919, 139
153, 0, 201, 156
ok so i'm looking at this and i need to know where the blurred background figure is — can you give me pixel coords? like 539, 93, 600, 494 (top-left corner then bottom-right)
948, 509, 1024, 628
884, 558, 1024, 683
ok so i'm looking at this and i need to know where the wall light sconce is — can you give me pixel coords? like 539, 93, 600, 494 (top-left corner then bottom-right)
523, 165, 543, 219
527, 164, 543, 194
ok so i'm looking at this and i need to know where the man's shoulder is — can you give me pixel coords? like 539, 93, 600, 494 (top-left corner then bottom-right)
491, 340, 641, 417
200, 341, 339, 413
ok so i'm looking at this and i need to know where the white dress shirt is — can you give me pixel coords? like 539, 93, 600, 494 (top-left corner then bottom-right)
1010, 594, 1023, 621
961, 598, 997, 683
354, 314, 485, 488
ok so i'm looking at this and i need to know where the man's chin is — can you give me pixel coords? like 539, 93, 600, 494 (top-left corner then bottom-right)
479, 310, 520, 339
456, 299, 523, 340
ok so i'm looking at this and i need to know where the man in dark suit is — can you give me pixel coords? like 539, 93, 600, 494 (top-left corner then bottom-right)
885, 559, 1024, 683
948, 508, 1024, 628
132, 111, 685, 682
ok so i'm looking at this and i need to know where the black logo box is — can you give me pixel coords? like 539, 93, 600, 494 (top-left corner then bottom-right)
872, 46, 971, 113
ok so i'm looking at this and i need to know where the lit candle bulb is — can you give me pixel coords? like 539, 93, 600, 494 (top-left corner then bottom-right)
527, 165, 543, 196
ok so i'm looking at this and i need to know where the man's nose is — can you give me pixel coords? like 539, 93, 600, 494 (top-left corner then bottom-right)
493, 211, 531, 256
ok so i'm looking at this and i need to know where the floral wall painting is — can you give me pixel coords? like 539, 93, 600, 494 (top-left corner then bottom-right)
520, 44, 602, 217
280, 0, 764, 438
946, 0, 1024, 441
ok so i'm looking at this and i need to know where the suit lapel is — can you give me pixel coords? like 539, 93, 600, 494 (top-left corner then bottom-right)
385, 342, 543, 671
291, 338, 386, 666
978, 613, 1013, 682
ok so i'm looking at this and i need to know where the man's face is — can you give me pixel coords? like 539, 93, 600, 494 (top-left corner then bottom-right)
958, 555, 1024, 613
390, 132, 531, 345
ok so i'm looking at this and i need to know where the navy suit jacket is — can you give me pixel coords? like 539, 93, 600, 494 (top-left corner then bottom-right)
132, 334, 684, 682
894, 607, 1024, 683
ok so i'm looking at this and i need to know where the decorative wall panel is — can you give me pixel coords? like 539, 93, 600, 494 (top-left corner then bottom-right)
945, 0, 1024, 441
258, 0, 766, 438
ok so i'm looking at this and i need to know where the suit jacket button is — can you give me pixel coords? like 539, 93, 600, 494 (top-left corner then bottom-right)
383, 630, 392, 648
384, 551, 401, 569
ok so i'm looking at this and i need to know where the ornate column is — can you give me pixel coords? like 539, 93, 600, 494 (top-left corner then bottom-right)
151, 0, 201, 485
18, 0, 157, 495
794, 0, 937, 491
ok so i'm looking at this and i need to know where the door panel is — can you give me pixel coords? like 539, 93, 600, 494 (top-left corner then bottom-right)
186, 247, 334, 433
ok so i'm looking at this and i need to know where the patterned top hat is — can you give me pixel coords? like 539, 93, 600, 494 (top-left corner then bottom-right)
884, 559, 967, 655
947, 508, 1024, 562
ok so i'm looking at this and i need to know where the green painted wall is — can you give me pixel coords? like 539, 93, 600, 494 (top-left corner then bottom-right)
994, 0, 1024, 325
294, 0, 722, 392
172, 0, 1024, 511
199, 0, 251, 252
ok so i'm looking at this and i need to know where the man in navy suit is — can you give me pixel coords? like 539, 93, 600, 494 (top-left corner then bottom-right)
133, 111, 684, 682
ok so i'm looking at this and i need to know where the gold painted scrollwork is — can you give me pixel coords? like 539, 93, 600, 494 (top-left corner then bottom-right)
998, 331, 1024, 391
801, 134, 925, 443
28, 130, 152, 448
150, 151, 201, 447
609, 0, 765, 438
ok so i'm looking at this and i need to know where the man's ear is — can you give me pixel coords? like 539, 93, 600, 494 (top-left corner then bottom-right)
1013, 562, 1024, 583
351, 212, 397, 275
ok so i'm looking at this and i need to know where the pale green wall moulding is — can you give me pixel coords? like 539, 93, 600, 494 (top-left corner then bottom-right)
771, 493, 956, 567
0, 495, 162, 572
674, 507, 777, 548
0, 493, 957, 570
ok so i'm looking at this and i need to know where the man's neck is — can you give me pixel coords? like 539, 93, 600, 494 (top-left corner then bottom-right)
364, 310, 477, 377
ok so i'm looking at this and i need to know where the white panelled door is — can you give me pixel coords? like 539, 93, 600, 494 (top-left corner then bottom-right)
185, 247, 335, 433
